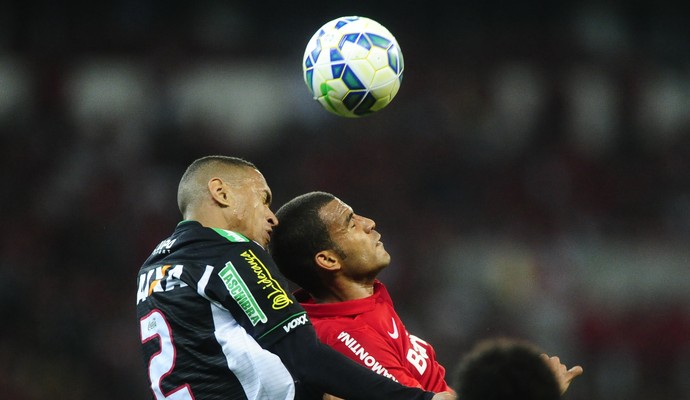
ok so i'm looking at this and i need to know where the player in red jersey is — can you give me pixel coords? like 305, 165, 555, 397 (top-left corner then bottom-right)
270, 191, 582, 398
270, 191, 453, 393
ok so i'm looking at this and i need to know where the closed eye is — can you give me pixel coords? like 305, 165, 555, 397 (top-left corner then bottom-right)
346, 212, 355, 228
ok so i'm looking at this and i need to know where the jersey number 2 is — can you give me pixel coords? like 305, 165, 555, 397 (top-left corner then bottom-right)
140, 310, 195, 400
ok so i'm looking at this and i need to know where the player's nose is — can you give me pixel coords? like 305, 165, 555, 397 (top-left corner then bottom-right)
362, 216, 375, 232
268, 209, 278, 227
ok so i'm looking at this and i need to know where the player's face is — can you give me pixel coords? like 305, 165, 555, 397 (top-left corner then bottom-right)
227, 168, 277, 248
319, 198, 391, 277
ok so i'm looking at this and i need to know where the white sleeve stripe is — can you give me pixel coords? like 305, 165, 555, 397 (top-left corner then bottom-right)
197, 265, 214, 297
211, 304, 295, 399
196, 264, 230, 312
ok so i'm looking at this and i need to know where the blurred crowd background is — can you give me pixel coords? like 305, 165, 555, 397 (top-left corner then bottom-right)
1, 1, 689, 399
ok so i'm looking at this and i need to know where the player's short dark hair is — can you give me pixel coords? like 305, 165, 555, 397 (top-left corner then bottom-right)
453, 338, 560, 400
177, 155, 257, 215
270, 191, 340, 293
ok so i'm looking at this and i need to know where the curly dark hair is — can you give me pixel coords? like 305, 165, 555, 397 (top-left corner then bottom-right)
453, 338, 561, 400
269, 191, 343, 293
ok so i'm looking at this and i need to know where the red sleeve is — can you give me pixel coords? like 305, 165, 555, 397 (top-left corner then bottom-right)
320, 324, 427, 389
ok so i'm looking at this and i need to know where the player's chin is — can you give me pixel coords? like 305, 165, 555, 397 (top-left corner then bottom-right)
378, 247, 391, 262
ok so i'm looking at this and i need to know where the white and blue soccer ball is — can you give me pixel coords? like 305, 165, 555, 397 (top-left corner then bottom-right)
302, 16, 404, 118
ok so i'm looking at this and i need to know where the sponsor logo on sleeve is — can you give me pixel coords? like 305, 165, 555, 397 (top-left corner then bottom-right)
282, 314, 309, 333
336, 331, 398, 381
240, 249, 293, 310
219, 262, 268, 326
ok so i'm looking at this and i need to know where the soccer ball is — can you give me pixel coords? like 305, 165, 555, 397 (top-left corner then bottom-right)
302, 16, 404, 118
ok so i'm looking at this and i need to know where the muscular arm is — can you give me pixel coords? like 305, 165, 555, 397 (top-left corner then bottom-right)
268, 325, 435, 400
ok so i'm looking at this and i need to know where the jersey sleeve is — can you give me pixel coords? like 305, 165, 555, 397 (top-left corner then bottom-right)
321, 324, 426, 389
269, 324, 435, 400
197, 241, 310, 347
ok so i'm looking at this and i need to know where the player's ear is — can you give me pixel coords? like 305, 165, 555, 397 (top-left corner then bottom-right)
315, 250, 341, 271
208, 178, 231, 207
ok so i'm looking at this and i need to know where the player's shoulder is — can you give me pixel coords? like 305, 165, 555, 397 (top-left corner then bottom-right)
177, 221, 262, 252
144, 222, 263, 268
176, 221, 250, 244
313, 317, 375, 344
208, 227, 252, 244
309, 300, 385, 336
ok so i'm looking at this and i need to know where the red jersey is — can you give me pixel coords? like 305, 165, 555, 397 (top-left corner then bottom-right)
296, 281, 452, 393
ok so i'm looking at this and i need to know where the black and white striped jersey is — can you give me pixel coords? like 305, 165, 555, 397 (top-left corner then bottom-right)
136, 220, 308, 400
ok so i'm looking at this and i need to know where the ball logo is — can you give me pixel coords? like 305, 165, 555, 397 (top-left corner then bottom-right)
303, 16, 404, 118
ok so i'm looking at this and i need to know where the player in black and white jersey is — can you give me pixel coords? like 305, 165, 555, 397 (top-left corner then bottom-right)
135, 155, 456, 400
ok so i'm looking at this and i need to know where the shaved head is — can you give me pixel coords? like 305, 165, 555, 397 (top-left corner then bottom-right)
177, 155, 256, 217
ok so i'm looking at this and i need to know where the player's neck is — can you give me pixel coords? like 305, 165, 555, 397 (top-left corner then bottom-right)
185, 206, 232, 231
314, 278, 376, 303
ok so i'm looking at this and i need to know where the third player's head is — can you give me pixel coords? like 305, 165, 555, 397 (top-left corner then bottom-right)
453, 338, 561, 400
270, 191, 391, 295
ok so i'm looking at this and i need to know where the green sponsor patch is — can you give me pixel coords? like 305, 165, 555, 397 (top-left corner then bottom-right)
219, 262, 267, 326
